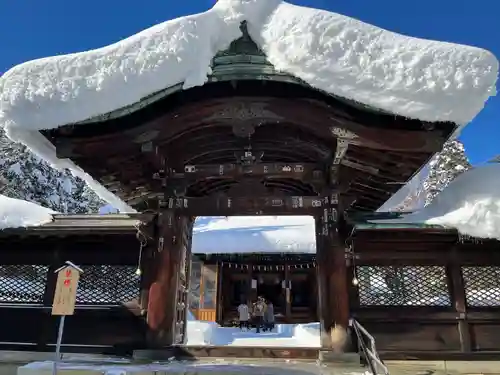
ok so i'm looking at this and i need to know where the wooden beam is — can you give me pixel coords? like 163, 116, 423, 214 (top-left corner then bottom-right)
169, 162, 321, 180
159, 195, 329, 216
284, 264, 291, 321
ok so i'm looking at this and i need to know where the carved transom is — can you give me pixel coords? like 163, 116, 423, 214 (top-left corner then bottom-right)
206, 103, 283, 137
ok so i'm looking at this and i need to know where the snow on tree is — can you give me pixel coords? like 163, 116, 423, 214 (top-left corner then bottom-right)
0, 129, 104, 213
422, 139, 471, 206
380, 139, 470, 212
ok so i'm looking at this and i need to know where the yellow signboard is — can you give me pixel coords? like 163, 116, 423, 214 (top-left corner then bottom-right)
51, 266, 80, 316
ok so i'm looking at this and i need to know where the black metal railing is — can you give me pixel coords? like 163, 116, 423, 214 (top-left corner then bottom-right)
350, 318, 388, 375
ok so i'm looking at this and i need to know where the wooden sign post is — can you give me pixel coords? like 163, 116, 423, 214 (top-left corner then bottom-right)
51, 261, 83, 375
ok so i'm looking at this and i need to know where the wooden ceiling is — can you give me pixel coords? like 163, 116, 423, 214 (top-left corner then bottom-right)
43, 80, 456, 213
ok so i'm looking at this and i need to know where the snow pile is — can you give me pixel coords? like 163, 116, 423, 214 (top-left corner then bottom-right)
186, 320, 220, 346
292, 323, 321, 347
0, 194, 54, 229
0, 0, 497, 207
373, 164, 500, 240
193, 216, 316, 253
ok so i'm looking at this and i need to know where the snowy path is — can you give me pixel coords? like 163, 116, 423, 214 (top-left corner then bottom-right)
186, 320, 321, 347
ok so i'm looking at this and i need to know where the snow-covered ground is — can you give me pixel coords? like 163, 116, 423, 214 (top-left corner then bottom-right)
186, 314, 320, 347
193, 216, 315, 253
0, 194, 54, 230
187, 320, 320, 347
372, 164, 500, 241
0, 0, 497, 209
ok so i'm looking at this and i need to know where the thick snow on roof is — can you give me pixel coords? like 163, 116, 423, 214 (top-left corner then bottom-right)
0, 195, 54, 230
372, 164, 500, 240
0, 0, 497, 209
1, 0, 497, 134
192, 216, 315, 254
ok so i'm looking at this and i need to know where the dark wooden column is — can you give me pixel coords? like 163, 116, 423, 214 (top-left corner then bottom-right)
247, 263, 257, 306
330, 227, 350, 329
316, 172, 350, 349
315, 215, 335, 347
139, 241, 156, 314
284, 264, 291, 321
447, 246, 471, 352
216, 261, 224, 323
146, 212, 185, 348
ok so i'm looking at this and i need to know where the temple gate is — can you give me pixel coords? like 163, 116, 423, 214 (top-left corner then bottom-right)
36, 24, 455, 351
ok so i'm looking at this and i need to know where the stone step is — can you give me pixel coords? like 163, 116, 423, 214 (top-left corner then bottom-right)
318, 351, 362, 367
17, 360, 367, 375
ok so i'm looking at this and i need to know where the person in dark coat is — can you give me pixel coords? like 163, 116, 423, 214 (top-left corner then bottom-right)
252, 296, 266, 333
264, 300, 275, 331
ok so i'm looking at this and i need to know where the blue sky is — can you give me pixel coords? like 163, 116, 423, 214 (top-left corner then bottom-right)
1, 0, 498, 164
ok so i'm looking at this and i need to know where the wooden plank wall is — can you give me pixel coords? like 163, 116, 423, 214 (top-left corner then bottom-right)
350, 231, 500, 356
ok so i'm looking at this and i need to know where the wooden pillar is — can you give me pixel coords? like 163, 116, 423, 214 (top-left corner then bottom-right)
216, 261, 224, 323
284, 264, 291, 321
146, 212, 185, 348
315, 216, 334, 347
447, 246, 471, 352
315, 206, 350, 348
330, 229, 349, 329
139, 242, 156, 314
247, 263, 256, 306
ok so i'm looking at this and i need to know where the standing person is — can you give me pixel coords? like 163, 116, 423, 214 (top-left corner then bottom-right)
253, 296, 266, 333
237, 300, 250, 330
264, 300, 275, 332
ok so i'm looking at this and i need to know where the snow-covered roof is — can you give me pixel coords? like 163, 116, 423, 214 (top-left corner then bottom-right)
0, 195, 54, 230
192, 216, 315, 254
1, 0, 497, 133
0, 0, 497, 210
372, 164, 500, 241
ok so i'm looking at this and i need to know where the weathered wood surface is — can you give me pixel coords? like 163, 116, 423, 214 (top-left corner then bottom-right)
471, 323, 500, 350
360, 321, 461, 351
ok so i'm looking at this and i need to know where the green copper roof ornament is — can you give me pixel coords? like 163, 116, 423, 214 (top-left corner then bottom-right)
215, 21, 265, 57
